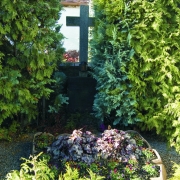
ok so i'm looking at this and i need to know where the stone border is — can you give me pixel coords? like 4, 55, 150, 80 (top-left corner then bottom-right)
126, 130, 167, 179
150, 149, 167, 180
150, 164, 167, 180
152, 149, 163, 164
125, 130, 152, 148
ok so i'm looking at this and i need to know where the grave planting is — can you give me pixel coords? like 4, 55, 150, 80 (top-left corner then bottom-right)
1, 0, 180, 179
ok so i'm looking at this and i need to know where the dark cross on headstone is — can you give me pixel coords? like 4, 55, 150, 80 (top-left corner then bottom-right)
66, 5, 94, 65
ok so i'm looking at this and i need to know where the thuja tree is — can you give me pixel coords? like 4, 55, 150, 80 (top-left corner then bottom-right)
127, 0, 180, 151
91, 0, 180, 152
0, 0, 64, 125
90, 0, 139, 126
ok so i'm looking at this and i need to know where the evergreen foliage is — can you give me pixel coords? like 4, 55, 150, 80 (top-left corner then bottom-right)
169, 162, 180, 180
126, 0, 180, 152
6, 153, 56, 180
0, 0, 64, 125
90, 0, 138, 126
6, 153, 105, 180
48, 72, 69, 114
91, 0, 180, 152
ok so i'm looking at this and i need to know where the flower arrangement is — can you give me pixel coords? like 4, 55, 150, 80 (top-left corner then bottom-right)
47, 129, 163, 179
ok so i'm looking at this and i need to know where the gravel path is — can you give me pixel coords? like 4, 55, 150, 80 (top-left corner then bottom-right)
0, 134, 33, 180
0, 132, 179, 179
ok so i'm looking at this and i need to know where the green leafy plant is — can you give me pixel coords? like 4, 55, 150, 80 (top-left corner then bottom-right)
0, 0, 64, 126
169, 162, 180, 180
142, 163, 159, 177
91, 0, 180, 153
6, 129, 161, 179
59, 164, 105, 180
5, 153, 105, 180
0, 128, 10, 141
90, 1, 139, 126
59, 164, 79, 180
48, 72, 69, 114
0, 120, 20, 141
91, 28, 138, 126
124, 0, 180, 151
5, 152, 56, 180
34, 132, 54, 154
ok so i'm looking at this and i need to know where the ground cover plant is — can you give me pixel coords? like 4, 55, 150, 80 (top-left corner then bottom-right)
5, 152, 105, 180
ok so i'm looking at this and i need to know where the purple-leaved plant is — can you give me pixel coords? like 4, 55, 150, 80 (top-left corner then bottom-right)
47, 128, 148, 165
46, 128, 160, 179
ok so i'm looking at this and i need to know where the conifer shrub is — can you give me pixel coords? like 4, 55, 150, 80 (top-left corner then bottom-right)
5, 152, 105, 180
91, 0, 180, 152
0, 0, 64, 125
90, 1, 138, 126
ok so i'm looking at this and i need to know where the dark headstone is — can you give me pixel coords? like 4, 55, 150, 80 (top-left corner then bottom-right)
67, 77, 96, 112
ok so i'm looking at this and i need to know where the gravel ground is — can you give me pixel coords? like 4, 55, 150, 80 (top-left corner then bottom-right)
0, 132, 179, 180
0, 134, 33, 180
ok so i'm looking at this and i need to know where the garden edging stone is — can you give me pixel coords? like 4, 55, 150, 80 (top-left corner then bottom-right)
150, 163, 167, 180
125, 130, 167, 179
150, 149, 167, 180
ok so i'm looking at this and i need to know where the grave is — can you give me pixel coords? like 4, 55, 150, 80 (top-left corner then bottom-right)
62, 5, 96, 112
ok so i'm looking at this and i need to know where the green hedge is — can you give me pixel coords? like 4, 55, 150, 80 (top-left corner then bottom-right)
0, 0, 64, 125
91, 0, 180, 152
90, 0, 139, 126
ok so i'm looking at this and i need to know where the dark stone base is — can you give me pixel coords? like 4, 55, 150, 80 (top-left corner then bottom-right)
67, 77, 96, 112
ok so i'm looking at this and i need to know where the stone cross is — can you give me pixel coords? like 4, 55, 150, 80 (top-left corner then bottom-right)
66, 5, 94, 64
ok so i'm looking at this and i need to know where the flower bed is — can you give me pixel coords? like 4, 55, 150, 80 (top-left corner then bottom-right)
46, 129, 166, 179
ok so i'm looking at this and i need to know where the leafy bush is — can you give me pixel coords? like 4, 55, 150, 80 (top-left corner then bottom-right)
48, 129, 152, 164
0, 0, 64, 125
125, 0, 180, 152
90, 4, 138, 126
169, 163, 180, 180
48, 72, 69, 114
6, 129, 160, 179
47, 129, 159, 179
59, 164, 105, 180
91, 0, 180, 152
5, 152, 105, 180
0, 120, 20, 141
5, 153, 56, 180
